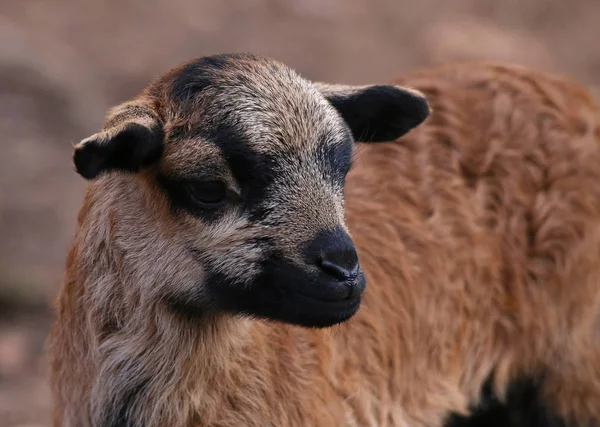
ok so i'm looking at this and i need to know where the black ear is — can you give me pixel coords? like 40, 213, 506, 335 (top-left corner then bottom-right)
316, 83, 430, 143
73, 102, 164, 180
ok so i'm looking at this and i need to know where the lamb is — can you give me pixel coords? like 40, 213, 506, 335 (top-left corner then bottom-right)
47, 53, 600, 427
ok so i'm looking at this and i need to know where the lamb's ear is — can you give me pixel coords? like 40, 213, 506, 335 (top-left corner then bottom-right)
314, 83, 431, 143
73, 101, 164, 180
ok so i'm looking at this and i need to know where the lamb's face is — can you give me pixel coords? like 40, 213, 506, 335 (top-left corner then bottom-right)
74, 54, 430, 328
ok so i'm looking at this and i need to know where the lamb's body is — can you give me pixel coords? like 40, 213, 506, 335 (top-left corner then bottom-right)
49, 60, 600, 427
347, 63, 600, 426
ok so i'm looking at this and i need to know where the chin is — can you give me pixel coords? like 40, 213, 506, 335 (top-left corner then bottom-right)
276, 291, 363, 328
206, 265, 367, 328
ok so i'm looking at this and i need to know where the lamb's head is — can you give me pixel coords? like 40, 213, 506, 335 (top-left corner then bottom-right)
73, 54, 429, 328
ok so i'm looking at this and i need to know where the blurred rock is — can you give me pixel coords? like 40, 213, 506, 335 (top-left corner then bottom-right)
0, 330, 30, 378
420, 16, 555, 69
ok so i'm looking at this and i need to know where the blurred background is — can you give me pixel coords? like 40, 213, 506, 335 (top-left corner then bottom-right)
1, 0, 600, 425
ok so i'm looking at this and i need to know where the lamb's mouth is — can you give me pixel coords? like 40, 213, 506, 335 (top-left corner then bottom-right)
281, 290, 363, 327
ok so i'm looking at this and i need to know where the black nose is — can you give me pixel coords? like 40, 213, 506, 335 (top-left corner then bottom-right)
319, 256, 359, 281
306, 227, 360, 281
301, 226, 365, 301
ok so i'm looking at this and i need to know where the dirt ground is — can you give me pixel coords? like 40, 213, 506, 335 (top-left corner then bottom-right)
1, 0, 600, 425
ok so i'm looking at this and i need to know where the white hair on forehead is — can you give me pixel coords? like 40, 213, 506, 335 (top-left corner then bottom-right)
202, 63, 349, 155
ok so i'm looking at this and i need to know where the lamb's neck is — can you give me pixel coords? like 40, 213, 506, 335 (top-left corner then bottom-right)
92, 294, 252, 426
80, 252, 251, 426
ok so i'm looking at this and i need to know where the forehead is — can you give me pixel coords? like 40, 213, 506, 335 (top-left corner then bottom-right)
161, 55, 352, 163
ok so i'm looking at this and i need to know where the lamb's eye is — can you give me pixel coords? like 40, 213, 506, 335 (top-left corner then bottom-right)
185, 180, 228, 208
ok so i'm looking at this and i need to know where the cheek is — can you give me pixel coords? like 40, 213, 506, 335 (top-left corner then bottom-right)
204, 242, 265, 285
126, 232, 207, 300
186, 212, 268, 285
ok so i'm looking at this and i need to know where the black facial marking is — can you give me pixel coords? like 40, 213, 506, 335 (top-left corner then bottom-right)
205, 260, 363, 328
170, 53, 263, 107
168, 239, 363, 328
316, 138, 354, 185
195, 223, 364, 328
211, 125, 277, 190
74, 122, 164, 180
209, 124, 279, 221
170, 55, 228, 107
445, 376, 566, 427
325, 85, 430, 143
157, 175, 238, 222
157, 121, 280, 223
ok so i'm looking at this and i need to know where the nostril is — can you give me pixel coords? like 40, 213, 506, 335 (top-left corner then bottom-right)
319, 258, 359, 281
305, 227, 360, 285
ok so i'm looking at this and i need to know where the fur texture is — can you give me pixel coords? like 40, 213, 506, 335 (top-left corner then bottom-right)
48, 56, 600, 427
